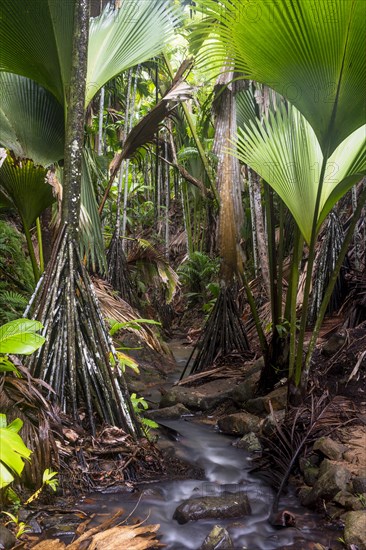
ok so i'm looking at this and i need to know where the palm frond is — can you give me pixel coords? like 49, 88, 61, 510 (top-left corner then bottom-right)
86, 0, 177, 106
0, 0, 74, 105
0, 153, 54, 229
0, 72, 64, 166
251, 394, 357, 517
234, 104, 366, 244
79, 150, 107, 273
0, 362, 59, 488
92, 277, 165, 355
193, 0, 366, 154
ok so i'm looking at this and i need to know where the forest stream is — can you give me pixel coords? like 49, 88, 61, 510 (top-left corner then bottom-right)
75, 342, 343, 550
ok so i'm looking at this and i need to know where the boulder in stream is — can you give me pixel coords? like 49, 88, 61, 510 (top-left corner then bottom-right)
302, 462, 351, 506
146, 403, 191, 420
160, 378, 238, 411
234, 432, 262, 452
173, 492, 251, 524
199, 524, 234, 550
218, 412, 260, 435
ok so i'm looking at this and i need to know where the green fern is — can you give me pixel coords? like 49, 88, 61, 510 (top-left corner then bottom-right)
0, 220, 33, 323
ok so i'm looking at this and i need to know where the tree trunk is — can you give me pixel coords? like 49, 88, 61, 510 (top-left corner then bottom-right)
27, 0, 140, 440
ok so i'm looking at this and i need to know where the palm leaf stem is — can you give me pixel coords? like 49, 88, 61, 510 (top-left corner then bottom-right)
36, 218, 44, 273
288, 227, 303, 382
277, 200, 285, 320
22, 218, 40, 283
264, 183, 278, 328
304, 183, 366, 375
293, 155, 328, 385
241, 271, 268, 358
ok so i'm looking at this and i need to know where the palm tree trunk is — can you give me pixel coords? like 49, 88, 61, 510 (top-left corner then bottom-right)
248, 169, 270, 297
27, 0, 140, 440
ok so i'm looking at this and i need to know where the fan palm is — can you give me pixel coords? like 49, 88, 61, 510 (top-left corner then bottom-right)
0, 0, 177, 274
192, 0, 366, 393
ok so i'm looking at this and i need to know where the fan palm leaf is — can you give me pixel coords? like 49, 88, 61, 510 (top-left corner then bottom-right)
0, 155, 54, 230
0, 72, 64, 167
235, 105, 366, 244
0, 0, 176, 110
86, 0, 177, 106
0, 0, 73, 105
193, 0, 366, 155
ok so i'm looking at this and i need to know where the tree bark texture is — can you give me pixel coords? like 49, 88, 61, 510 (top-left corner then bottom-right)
212, 69, 245, 283
61, 0, 89, 236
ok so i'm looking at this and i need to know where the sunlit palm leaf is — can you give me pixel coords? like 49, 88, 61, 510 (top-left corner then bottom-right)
0, 73, 64, 166
86, 0, 177, 106
0, 0, 74, 105
235, 105, 366, 244
79, 150, 107, 273
0, 154, 54, 229
236, 88, 256, 130
1, 0, 176, 110
194, 0, 366, 154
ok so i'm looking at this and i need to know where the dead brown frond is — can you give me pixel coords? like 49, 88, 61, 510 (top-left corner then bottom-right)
251, 393, 357, 518
31, 509, 163, 549
92, 277, 166, 355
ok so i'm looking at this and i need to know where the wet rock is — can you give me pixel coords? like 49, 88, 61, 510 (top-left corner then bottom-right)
263, 387, 287, 412
299, 454, 320, 473
173, 492, 251, 524
313, 436, 347, 460
302, 463, 351, 506
231, 371, 260, 405
334, 490, 365, 511
261, 409, 286, 437
160, 378, 237, 411
234, 432, 262, 452
0, 526, 16, 550
199, 525, 234, 550
343, 511, 366, 549
303, 466, 319, 486
245, 397, 266, 414
218, 412, 260, 436
353, 477, 366, 494
146, 403, 191, 420
298, 485, 312, 505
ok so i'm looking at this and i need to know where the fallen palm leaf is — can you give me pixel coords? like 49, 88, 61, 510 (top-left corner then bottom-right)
31, 510, 162, 550
92, 277, 166, 354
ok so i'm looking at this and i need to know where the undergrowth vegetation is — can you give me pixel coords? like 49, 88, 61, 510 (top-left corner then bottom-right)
0, 220, 33, 323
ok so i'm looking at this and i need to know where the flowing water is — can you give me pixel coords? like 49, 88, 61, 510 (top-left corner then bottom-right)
78, 341, 343, 549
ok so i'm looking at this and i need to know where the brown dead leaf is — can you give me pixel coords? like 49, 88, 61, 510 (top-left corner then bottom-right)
88, 524, 162, 550
31, 540, 66, 549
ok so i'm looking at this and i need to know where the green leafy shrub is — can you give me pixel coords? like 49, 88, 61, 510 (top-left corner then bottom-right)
0, 415, 32, 489
178, 251, 220, 307
0, 318, 46, 490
